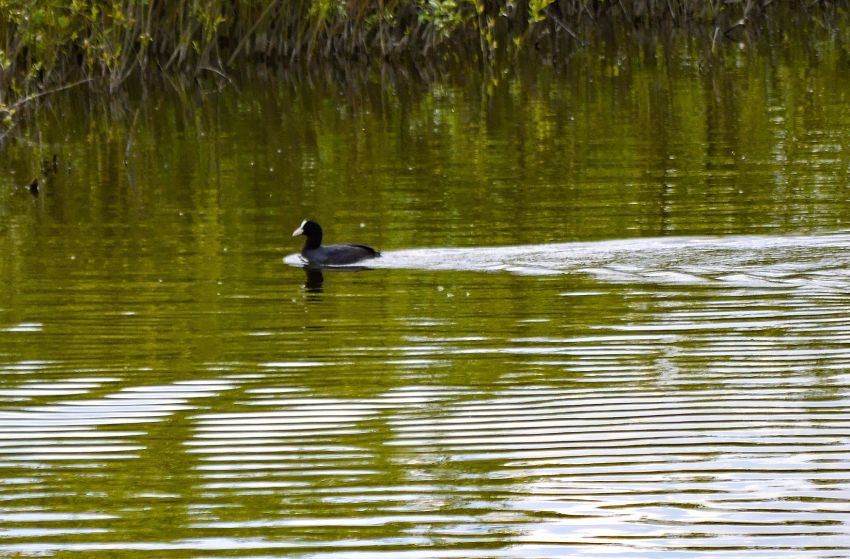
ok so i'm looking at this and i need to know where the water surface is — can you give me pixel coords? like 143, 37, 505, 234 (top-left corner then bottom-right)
2, 34, 850, 558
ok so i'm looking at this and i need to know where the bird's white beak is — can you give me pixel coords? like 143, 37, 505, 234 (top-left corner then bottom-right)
292, 220, 306, 237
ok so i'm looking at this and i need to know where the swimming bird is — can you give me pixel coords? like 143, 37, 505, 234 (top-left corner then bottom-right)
292, 219, 380, 266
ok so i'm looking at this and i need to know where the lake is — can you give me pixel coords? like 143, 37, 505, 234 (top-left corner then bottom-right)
1, 32, 850, 558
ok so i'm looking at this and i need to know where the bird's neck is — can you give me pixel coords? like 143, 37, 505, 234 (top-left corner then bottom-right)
303, 234, 322, 250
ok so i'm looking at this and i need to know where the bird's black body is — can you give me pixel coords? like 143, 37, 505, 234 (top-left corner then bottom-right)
292, 220, 380, 266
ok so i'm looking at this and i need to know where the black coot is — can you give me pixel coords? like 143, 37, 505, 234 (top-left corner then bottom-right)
292, 219, 380, 265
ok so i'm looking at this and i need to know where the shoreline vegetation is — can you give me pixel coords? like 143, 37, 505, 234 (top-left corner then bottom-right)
0, 1, 848, 136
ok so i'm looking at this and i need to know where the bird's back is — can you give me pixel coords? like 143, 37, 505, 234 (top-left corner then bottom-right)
302, 243, 380, 265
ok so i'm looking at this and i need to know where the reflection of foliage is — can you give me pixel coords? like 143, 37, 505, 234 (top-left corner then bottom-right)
6, 22, 849, 241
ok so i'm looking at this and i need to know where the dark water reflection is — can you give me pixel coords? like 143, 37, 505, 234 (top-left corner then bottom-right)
2, 33, 850, 558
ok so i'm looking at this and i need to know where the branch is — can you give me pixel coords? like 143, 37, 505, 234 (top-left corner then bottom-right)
11, 77, 94, 110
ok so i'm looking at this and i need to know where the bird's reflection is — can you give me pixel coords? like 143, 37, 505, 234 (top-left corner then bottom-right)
303, 267, 324, 292
301, 265, 378, 293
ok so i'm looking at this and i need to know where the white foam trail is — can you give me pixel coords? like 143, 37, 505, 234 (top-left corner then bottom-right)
285, 232, 850, 289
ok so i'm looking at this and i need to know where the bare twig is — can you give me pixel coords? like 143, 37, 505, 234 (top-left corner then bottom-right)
198, 64, 236, 89
125, 106, 140, 162
549, 12, 579, 41
10, 77, 93, 110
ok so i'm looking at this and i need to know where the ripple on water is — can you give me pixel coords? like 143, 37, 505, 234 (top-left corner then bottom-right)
201, 234, 850, 555
163, 362, 850, 556
0, 379, 235, 466
4, 233, 850, 557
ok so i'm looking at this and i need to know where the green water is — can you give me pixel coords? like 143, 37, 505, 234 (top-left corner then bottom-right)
2, 35, 850, 558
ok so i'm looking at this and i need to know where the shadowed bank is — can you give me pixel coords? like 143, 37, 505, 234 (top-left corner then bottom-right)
3, 1, 850, 142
